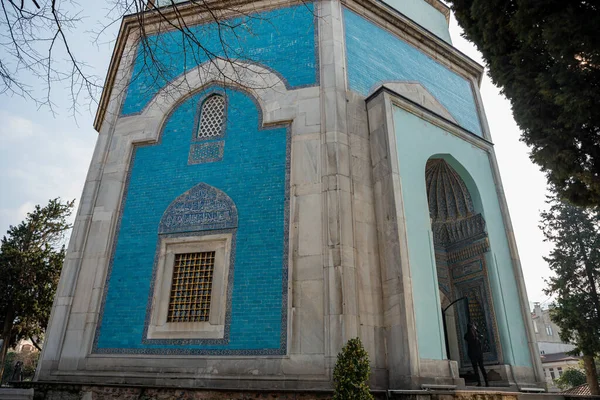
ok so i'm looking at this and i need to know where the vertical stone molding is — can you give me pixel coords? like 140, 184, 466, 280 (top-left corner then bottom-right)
367, 91, 422, 388
318, 0, 360, 372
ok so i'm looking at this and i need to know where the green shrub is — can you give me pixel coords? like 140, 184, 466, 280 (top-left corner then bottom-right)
555, 368, 587, 390
333, 338, 373, 400
1, 352, 17, 385
1, 350, 39, 385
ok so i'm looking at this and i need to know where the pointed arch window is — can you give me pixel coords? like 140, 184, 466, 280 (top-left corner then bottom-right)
198, 94, 226, 139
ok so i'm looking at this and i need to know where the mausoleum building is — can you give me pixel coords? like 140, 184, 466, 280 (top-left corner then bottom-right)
36, 0, 545, 391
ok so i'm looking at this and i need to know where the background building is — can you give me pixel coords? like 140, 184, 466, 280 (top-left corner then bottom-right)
13, 340, 37, 354
531, 303, 580, 389
36, 0, 545, 391
532, 303, 576, 355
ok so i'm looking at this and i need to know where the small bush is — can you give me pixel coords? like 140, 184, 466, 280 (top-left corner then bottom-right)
1, 349, 39, 385
333, 337, 373, 400
555, 368, 587, 390
1, 352, 17, 385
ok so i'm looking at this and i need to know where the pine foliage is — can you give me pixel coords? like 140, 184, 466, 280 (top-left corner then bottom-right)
447, 0, 600, 206
0, 198, 74, 378
333, 338, 373, 400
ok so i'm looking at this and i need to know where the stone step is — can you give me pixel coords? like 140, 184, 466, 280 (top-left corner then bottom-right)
0, 388, 34, 400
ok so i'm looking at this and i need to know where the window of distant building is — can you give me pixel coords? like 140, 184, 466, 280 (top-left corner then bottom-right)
550, 368, 555, 380
557, 367, 563, 376
546, 325, 553, 336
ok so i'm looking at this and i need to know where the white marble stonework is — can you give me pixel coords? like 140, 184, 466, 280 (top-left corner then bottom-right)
36, 0, 544, 391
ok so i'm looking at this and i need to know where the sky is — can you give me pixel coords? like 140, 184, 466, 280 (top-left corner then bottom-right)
0, 3, 553, 305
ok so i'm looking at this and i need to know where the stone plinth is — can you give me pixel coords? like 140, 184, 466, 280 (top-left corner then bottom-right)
0, 388, 34, 400
10, 384, 597, 400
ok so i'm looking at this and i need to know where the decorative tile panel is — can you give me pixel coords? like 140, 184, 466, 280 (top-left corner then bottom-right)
426, 159, 488, 247
159, 182, 237, 234
426, 160, 499, 364
188, 141, 225, 165
95, 87, 290, 355
455, 276, 499, 364
451, 259, 483, 280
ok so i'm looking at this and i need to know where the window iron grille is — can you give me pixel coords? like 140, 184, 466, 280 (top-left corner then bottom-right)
198, 95, 225, 139
167, 251, 215, 323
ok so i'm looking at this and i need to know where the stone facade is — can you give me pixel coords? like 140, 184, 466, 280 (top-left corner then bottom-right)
35, 0, 544, 391
531, 303, 576, 356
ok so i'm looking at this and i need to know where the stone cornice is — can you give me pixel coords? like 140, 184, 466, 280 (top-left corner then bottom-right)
93, 16, 129, 132
423, 0, 451, 22
366, 85, 494, 151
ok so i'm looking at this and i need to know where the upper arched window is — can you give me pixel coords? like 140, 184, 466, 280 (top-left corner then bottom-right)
198, 94, 226, 139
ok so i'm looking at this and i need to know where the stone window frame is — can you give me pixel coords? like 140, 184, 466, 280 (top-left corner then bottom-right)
147, 233, 232, 340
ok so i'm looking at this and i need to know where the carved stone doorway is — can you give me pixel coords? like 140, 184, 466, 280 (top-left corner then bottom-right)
426, 158, 501, 367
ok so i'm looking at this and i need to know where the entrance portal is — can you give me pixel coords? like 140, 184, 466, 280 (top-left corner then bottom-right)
425, 158, 501, 367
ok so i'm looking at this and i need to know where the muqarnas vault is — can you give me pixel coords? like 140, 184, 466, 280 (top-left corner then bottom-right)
36, 0, 545, 390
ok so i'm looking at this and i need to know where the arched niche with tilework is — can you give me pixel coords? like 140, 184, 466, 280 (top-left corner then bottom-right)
426, 156, 501, 370
159, 182, 238, 235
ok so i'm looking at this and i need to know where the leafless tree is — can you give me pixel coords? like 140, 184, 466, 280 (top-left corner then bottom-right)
0, 0, 312, 117
0, 0, 101, 114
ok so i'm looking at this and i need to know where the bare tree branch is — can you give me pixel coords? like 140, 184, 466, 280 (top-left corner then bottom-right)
1, 0, 315, 118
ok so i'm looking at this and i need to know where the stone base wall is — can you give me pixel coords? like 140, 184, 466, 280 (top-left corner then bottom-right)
9, 384, 377, 400
7, 384, 594, 400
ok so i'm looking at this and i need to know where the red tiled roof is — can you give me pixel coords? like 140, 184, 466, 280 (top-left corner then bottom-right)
540, 352, 581, 363
562, 384, 591, 396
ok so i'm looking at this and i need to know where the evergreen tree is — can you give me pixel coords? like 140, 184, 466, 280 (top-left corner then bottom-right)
333, 338, 373, 400
0, 199, 74, 380
446, 0, 600, 207
540, 194, 600, 395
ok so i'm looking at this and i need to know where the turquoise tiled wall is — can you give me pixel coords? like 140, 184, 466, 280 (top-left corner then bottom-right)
121, 3, 317, 115
96, 87, 289, 354
392, 105, 532, 367
344, 7, 483, 136
381, 0, 451, 43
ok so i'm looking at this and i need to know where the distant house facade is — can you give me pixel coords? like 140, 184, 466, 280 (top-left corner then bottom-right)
541, 352, 581, 385
531, 303, 576, 355
14, 339, 37, 354
531, 303, 581, 390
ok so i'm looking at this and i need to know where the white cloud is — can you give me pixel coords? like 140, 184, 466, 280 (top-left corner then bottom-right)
17, 201, 35, 220
0, 111, 35, 143
0, 111, 96, 234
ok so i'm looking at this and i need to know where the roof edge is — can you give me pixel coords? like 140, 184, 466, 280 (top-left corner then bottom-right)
424, 0, 451, 23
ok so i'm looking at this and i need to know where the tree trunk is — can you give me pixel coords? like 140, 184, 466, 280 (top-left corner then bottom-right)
0, 306, 15, 383
583, 354, 600, 396
575, 227, 600, 325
